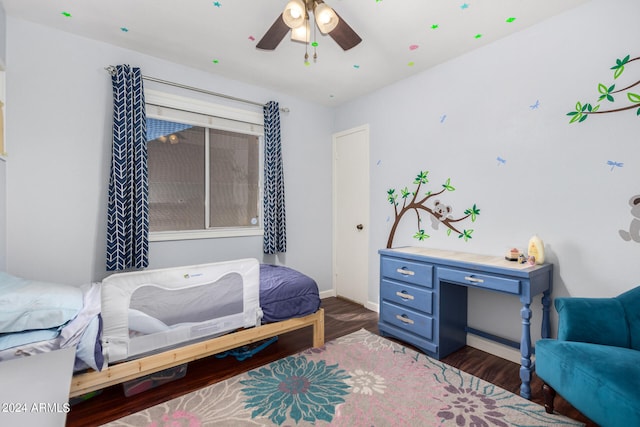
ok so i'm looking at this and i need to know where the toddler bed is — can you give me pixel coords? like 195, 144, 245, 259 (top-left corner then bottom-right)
0, 260, 324, 398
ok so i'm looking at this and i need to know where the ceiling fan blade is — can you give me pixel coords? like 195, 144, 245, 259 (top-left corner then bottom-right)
256, 13, 290, 50
329, 12, 362, 51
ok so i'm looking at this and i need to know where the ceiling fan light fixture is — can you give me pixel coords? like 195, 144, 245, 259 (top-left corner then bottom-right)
313, 2, 339, 34
282, 0, 306, 29
257, 0, 360, 52
291, 19, 310, 43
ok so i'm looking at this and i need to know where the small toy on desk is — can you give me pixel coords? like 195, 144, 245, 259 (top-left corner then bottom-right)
527, 235, 545, 264
518, 253, 527, 264
505, 248, 520, 261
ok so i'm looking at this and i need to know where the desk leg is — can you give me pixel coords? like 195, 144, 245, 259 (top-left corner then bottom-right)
519, 302, 532, 399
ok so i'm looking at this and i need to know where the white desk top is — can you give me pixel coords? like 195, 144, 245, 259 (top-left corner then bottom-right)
387, 246, 542, 271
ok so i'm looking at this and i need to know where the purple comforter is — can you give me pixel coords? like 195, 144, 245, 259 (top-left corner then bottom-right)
260, 264, 321, 323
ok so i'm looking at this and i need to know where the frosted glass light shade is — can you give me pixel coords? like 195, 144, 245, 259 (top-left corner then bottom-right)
291, 19, 311, 43
314, 3, 338, 33
283, 0, 306, 29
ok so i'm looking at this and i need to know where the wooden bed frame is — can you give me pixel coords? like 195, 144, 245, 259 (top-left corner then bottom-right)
69, 308, 324, 398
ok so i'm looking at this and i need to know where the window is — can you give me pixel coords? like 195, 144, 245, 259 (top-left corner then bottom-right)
145, 90, 264, 241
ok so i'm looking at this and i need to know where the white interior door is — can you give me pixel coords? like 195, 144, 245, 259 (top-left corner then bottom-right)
333, 125, 369, 305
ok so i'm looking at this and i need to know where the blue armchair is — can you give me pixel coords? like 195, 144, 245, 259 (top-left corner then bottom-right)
536, 286, 640, 427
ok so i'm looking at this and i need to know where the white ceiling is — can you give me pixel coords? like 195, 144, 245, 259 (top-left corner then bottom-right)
1, 0, 589, 107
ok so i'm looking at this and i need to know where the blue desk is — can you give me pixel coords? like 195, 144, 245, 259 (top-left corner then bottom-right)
378, 247, 553, 399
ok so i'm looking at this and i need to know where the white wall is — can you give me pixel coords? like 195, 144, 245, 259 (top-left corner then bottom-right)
334, 0, 640, 345
4, 0, 640, 358
0, 4, 6, 271
0, 4, 5, 66
0, 158, 5, 271
4, 17, 334, 292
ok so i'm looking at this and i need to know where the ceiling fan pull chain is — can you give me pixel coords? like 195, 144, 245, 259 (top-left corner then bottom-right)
313, 18, 318, 62
305, 14, 310, 64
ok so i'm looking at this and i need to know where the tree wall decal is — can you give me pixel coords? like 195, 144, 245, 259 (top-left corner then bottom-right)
567, 54, 640, 123
386, 170, 480, 248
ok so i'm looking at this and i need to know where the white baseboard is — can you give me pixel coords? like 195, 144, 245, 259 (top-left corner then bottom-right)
365, 301, 379, 313
319, 289, 336, 299
466, 334, 522, 365
319, 291, 379, 315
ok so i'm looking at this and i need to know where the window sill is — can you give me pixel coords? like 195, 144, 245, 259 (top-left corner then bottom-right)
149, 228, 263, 242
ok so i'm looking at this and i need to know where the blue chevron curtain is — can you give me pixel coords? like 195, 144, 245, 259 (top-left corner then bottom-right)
263, 101, 286, 254
106, 65, 149, 271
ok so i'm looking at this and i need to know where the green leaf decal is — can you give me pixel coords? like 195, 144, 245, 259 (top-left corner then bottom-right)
611, 55, 629, 79
464, 204, 481, 221
387, 189, 397, 205
442, 178, 455, 191
413, 171, 429, 185
628, 93, 640, 103
569, 113, 582, 123
413, 229, 429, 241
459, 229, 474, 242
571, 54, 636, 123
614, 66, 625, 79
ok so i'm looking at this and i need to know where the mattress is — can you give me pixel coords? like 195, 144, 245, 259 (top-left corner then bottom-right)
1, 261, 319, 371
101, 258, 261, 363
260, 264, 321, 323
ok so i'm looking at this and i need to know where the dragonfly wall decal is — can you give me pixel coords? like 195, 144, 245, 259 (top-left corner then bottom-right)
607, 160, 624, 171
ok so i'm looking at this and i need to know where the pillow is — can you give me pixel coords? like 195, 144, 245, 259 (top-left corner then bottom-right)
0, 272, 84, 333
0, 328, 61, 351
555, 297, 629, 347
128, 308, 170, 334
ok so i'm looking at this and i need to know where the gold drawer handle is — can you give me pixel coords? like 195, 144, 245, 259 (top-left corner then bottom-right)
396, 291, 415, 300
396, 314, 415, 325
464, 276, 484, 284
397, 268, 415, 276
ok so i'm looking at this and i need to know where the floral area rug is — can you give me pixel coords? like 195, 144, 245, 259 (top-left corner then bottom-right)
102, 329, 584, 427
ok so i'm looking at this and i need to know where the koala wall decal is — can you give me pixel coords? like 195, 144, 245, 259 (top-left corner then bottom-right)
619, 195, 640, 243
430, 200, 452, 230
385, 170, 480, 248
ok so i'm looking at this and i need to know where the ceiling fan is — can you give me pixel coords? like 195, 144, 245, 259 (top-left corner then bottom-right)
256, 0, 362, 52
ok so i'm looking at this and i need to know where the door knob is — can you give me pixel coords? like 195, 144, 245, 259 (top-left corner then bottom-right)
356, 224, 364, 230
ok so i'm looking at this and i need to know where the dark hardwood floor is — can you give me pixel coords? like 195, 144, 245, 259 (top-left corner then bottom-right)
67, 297, 596, 426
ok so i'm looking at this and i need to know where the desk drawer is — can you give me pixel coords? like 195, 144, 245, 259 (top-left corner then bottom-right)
438, 267, 521, 295
380, 301, 433, 340
381, 279, 433, 314
381, 256, 433, 287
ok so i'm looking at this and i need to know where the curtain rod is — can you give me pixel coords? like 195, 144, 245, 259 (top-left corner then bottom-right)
105, 66, 290, 113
